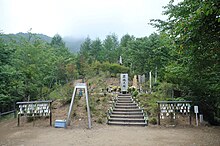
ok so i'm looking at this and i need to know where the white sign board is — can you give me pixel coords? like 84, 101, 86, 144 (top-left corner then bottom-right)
194, 106, 198, 113
120, 74, 128, 92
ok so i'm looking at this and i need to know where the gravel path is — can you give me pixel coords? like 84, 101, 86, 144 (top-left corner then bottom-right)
1, 119, 220, 146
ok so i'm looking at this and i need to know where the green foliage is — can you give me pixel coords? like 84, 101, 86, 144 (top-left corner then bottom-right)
154, 82, 175, 98
149, 117, 157, 125
151, 0, 220, 124
50, 34, 65, 48
132, 90, 138, 97
108, 63, 129, 76
0, 37, 18, 105
0, 33, 77, 106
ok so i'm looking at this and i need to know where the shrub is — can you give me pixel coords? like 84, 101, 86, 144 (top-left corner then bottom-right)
97, 117, 103, 124
132, 90, 138, 97
149, 117, 157, 125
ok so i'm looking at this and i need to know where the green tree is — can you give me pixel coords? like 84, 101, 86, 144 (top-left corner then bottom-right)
151, 0, 220, 124
103, 34, 119, 63
90, 38, 103, 62
50, 34, 65, 48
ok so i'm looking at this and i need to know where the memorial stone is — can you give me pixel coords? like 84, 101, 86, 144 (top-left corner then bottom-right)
132, 75, 138, 88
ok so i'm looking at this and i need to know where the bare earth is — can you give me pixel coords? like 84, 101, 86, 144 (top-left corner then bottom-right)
0, 118, 220, 146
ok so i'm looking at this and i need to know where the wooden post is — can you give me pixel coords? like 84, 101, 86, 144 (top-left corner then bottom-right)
18, 114, 20, 126
50, 102, 52, 126
157, 103, 160, 125
189, 103, 192, 125
13, 101, 16, 118
189, 112, 192, 125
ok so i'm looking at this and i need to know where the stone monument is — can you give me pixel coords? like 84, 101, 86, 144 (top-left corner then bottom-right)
132, 75, 138, 88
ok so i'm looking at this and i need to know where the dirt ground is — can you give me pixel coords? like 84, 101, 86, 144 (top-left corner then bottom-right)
0, 118, 220, 146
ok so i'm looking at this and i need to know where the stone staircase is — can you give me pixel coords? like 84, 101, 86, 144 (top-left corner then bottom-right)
107, 94, 148, 126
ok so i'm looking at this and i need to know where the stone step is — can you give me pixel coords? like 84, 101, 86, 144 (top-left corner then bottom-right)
114, 105, 139, 109
113, 108, 142, 112
108, 121, 147, 126
112, 111, 144, 115
110, 115, 144, 119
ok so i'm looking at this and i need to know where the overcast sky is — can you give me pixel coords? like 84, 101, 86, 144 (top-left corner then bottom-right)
0, 0, 169, 39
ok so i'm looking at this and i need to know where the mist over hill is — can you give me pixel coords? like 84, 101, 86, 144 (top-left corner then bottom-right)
0, 33, 84, 52
63, 36, 84, 52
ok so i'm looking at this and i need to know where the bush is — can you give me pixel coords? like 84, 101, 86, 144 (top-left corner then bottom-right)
132, 90, 138, 97
149, 117, 157, 125
97, 117, 103, 124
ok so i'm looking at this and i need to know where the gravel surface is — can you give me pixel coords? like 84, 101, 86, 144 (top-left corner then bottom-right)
1, 119, 220, 146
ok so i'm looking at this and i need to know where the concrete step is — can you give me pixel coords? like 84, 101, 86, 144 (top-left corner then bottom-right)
117, 99, 133, 103
117, 100, 134, 103
117, 98, 132, 101
114, 105, 139, 109
118, 96, 131, 98
118, 94, 131, 96
117, 97, 132, 100
116, 103, 137, 106
113, 108, 142, 112
108, 121, 147, 126
110, 115, 144, 119
108, 118, 145, 123
107, 93, 147, 127
112, 111, 144, 115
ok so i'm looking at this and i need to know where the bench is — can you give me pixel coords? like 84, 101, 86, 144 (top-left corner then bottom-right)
16, 100, 53, 126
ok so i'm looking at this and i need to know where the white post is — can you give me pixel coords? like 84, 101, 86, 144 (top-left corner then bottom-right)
195, 113, 198, 126
85, 86, 91, 129
149, 71, 152, 93
155, 66, 157, 83
194, 106, 199, 126
199, 114, 203, 123
67, 86, 77, 126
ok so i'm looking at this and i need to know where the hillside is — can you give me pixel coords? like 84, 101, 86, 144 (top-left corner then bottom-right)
0, 33, 83, 52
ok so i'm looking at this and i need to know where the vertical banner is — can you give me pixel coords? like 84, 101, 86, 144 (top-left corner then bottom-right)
120, 74, 128, 92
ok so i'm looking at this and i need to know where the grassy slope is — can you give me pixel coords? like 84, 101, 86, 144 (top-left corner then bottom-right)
48, 74, 119, 125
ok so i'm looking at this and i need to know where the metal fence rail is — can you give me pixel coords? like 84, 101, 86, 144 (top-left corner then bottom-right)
0, 110, 16, 118
0, 101, 16, 118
